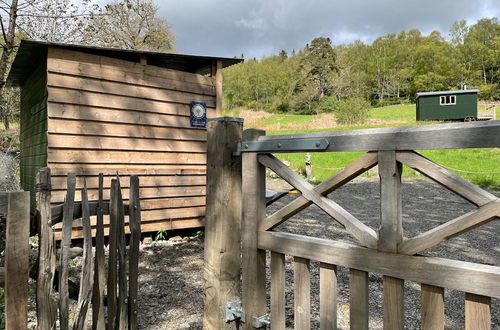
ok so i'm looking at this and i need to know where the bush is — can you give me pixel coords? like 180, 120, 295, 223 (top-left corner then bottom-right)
335, 98, 370, 125
317, 96, 340, 113
478, 84, 500, 101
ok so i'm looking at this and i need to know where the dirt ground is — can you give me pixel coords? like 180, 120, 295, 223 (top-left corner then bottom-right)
136, 177, 499, 330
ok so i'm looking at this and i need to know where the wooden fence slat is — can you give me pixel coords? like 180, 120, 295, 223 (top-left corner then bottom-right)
60, 173, 76, 330
74, 181, 94, 330
128, 175, 141, 330
465, 293, 491, 330
320, 263, 337, 330
271, 252, 286, 330
294, 257, 311, 330
241, 128, 267, 329
421, 284, 444, 330
36, 168, 57, 330
107, 178, 119, 330
5, 191, 30, 330
92, 174, 105, 330
349, 269, 368, 330
116, 177, 129, 330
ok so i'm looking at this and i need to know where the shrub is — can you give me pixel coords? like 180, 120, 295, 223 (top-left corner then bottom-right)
478, 84, 500, 101
335, 98, 370, 125
317, 96, 340, 113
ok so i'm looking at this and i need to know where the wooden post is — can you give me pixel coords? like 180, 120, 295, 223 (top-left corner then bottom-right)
241, 128, 267, 329
128, 175, 141, 330
271, 252, 286, 330
349, 268, 368, 330
203, 117, 243, 329
378, 151, 404, 330
92, 173, 105, 330
212, 60, 223, 116
294, 257, 311, 329
36, 167, 57, 330
108, 179, 119, 330
465, 293, 491, 330
421, 284, 444, 329
320, 263, 337, 330
59, 173, 76, 330
5, 191, 30, 330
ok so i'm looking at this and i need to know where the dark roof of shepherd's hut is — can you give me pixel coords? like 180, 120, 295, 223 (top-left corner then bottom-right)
7, 40, 243, 86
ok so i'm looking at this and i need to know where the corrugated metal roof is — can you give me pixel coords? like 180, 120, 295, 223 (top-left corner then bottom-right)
7, 40, 243, 86
416, 89, 479, 98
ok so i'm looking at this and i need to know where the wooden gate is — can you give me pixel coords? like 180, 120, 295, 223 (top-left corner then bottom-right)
203, 119, 500, 329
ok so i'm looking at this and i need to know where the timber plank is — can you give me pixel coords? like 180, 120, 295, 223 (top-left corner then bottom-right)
92, 174, 105, 330
257, 120, 500, 151
271, 252, 286, 330
107, 179, 119, 330
47, 118, 207, 140
421, 284, 444, 330
59, 174, 76, 330
5, 191, 30, 330
349, 269, 369, 330
47, 149, 206, 165
294, 257, 311, 330
320, 263, 337, 330
465, 293, 491, 330
48, 73, 216, 106
49, 166, 205, 176
48, 134, 207, 153
36, 168, 57, 330
116, 178, 129, 330
47, 47, 216, 86
74, 182, 94, 330
258, 231, 500, 299
128, 176, 141, 330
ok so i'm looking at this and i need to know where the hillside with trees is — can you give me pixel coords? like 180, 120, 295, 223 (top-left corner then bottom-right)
223, 18, 500, 115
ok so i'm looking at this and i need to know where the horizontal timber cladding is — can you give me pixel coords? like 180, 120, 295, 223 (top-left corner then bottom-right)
46, 46, 215, 235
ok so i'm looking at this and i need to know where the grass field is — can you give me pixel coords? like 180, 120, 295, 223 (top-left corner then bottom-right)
237, 104, 500, 189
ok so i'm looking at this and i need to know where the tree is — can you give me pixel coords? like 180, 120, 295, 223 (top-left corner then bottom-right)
87, 0, 174, 51
299, 37, 337, 99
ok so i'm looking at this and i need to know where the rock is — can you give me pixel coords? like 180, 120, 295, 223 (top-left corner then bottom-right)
168, 235, 183, 242
143, 237, 153, 245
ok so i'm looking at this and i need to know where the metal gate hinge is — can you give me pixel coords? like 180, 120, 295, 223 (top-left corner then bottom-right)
252, 314, 270, 328
226, 300, 245, 323
233, 138, 329, 156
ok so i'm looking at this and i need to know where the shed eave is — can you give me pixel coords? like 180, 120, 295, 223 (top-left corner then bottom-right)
416, 89, 479, 98
7, 40, 244, 86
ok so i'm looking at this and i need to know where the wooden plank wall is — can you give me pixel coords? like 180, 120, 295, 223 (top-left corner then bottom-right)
46, 47, 215, 237
20, 59, 48, 211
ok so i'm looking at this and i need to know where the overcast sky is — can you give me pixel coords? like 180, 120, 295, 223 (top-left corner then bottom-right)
153, 0, 499, 59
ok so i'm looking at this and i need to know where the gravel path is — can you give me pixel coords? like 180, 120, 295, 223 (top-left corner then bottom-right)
137, 177, 499, 329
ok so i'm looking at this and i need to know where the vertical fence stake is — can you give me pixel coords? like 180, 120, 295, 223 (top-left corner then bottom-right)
92, 173, 105, 330
5, 191, 30, 330
378, 151, 405, 330
108, 179, 119, 330
36, 167, 57, 330
203, 117, 244, 329
128, 175, 141, 330
241, 128, 267, 329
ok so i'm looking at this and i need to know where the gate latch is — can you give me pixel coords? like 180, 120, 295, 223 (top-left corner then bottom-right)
252, 314, 270, 328
226, 300, 245, 324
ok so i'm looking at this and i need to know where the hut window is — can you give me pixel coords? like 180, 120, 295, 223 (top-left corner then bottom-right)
440, 95, 456, 105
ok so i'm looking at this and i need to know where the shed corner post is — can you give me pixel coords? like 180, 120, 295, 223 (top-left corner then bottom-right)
241, 128, 267, 329
212, 60, 223, 117
203, 116, 244, 329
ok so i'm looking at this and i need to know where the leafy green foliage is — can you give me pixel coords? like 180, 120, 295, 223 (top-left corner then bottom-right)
334, 98, 370, 125
223, 18, 500, 116
156, 229, 168, 241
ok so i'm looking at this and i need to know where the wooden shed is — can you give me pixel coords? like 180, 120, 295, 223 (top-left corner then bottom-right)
7, 40, 242, 238
416, 89, 479, 121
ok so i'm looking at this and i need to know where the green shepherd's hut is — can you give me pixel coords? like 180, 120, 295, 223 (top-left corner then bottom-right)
416, 89, 480, 121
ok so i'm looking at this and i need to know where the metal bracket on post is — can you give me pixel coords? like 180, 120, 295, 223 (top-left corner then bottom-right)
252, 314, 270, 328
233, 138, 329, 156
226, 300, 245, 324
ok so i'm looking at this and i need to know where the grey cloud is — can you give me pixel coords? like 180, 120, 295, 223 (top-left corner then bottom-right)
156, 0, 499, 58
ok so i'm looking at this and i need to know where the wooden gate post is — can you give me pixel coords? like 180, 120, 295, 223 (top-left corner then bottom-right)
241, 129, 267, 329
5, 191, 30, 330
203, 117, 244, 329
378, 151, 405, 330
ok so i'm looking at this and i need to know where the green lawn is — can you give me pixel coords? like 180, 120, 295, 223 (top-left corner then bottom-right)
249, 104, 500, 189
